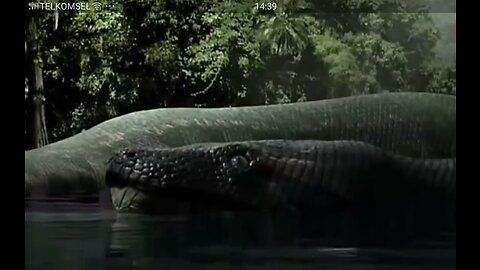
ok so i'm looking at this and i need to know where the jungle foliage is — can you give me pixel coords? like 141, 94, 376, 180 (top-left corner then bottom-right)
25, 0, 456, 143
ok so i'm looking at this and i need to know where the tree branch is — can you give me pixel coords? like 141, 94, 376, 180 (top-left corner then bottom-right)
191, 71, 220, 97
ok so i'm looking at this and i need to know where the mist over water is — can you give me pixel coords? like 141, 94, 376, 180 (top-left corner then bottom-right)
431, 12, 456, 66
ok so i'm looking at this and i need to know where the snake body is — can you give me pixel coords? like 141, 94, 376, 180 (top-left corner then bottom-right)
24, 93, 456, 212
106, 140, 455, 213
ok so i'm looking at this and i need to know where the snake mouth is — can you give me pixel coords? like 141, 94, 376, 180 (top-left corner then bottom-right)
109, 186, 141, 211
109, 185, 254, 215
109, 186, 193, 215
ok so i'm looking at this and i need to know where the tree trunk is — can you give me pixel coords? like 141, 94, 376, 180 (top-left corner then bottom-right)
25, 13, 48, 150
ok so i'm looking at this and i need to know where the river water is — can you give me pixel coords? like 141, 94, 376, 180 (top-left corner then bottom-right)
25, 202, 456, 270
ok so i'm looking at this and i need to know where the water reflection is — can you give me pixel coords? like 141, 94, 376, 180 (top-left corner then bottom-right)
25, 202, 456, 270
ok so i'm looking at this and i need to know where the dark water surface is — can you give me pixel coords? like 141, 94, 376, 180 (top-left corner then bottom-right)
25, 202, 456, 270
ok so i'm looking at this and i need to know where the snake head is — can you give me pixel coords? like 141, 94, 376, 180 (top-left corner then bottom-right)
105, 143, 265, 209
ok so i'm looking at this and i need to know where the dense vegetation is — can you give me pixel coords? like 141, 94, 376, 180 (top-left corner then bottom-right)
25, 0, 456, 148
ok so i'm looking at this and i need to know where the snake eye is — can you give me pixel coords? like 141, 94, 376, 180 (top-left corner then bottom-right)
230, 155, 249, 169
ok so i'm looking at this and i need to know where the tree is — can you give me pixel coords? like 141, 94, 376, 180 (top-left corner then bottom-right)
29, 0, 455, 145
25, 11, 48, 149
